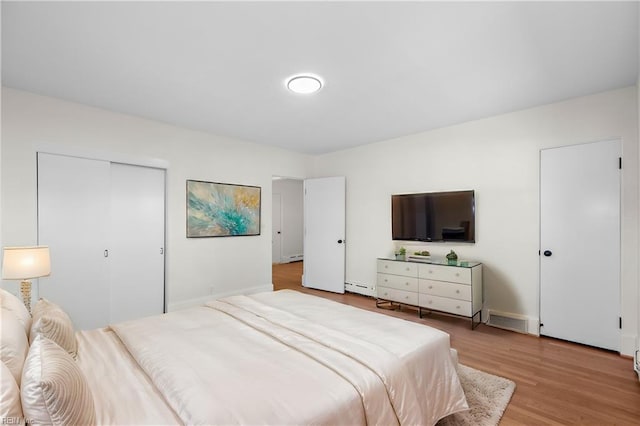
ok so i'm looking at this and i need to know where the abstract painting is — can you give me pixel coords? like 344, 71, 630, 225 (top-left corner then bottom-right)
187, 180, 261, 237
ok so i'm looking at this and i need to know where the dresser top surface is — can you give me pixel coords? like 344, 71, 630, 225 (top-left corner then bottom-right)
378, 257, 481, 268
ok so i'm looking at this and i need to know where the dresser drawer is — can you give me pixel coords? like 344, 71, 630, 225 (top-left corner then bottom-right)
377, 286, 419, 305
377, 260, 418, 277
377, 273, 419, 292
419, 294, 472, 317
419, 279, 471, 301
418, 264, 471, 284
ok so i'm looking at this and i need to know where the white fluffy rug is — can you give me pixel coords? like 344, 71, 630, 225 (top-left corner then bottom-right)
437, 364, 516, 426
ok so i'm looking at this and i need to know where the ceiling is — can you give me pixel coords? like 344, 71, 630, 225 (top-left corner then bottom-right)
2, 2, 638, 155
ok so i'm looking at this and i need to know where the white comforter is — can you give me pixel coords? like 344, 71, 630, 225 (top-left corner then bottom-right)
110, 290, 467, 425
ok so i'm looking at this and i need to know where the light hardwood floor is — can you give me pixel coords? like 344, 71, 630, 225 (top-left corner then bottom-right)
273, 261, 640, 425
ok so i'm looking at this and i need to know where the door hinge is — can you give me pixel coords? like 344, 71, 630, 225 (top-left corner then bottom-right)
619, 157, 622, 169
619, 317, 622, 329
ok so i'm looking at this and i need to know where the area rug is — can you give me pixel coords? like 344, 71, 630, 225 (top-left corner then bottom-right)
437, 364, 516, 426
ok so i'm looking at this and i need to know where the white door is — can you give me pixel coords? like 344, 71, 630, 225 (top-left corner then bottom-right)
272, 193, 282, 263
540, 140, 620, 351
38, 153, 111, 330
303, 177, 345, 293
109, 163, 165, 323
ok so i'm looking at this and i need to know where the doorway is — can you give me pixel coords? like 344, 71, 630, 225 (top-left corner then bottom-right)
272, 177, 304, 289
271, 177, 304, 265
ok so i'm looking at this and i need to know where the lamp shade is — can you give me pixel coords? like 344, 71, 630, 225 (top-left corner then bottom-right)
2, 246, 51, 280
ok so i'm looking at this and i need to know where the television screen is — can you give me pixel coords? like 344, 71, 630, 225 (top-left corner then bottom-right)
392, 190, 475, 242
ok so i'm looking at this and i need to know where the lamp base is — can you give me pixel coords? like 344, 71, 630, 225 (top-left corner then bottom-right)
20, 280, 32, 314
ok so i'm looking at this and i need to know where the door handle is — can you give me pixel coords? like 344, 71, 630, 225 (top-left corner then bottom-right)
160, 248, 164, 255
543, 250, 552, 257
104, 249, 109, 257
277, 231, 281, 234
337, 239, 343, 244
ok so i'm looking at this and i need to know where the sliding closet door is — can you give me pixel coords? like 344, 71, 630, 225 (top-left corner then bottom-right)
38, 153, 166, 330
38, 153, 111, 330
109, 163, 165, 322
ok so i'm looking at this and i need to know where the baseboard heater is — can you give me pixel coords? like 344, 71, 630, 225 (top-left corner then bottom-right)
487, 310, 528, 334
283, 254, 303, 263
344, 281, 374, 297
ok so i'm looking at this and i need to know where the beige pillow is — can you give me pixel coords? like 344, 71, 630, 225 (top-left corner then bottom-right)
31, 298, 60, 321
0, 309, 29, 386
30, 299, 77, 359
21, 335, 96, 426
0, 288, 31, 335
1, 360, 24, 425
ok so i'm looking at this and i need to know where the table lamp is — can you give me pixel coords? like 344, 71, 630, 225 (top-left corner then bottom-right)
2, 246, 51, 313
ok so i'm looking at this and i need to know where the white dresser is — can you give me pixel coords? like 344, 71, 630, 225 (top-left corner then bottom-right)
377, 258, 483, 328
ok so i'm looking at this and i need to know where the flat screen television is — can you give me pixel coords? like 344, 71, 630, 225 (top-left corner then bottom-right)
392, 190, 475, 242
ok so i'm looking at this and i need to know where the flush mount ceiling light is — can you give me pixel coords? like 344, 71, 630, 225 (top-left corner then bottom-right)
286, 74, 323, 94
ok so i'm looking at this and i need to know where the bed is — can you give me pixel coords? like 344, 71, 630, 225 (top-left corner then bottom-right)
1, 288, 468, 425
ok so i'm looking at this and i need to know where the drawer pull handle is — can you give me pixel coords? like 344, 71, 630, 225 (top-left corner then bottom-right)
428, 285, 433, 289
384, 292, 388, 296
428, 270, 433, 274
384, 279, 388, 282
456, 290, 460, 294
456, 306, 461, 309
385, 265, 388, 268
455, 273, 460, 277
428, 300, 432, 304
406, 267, 410, 271
405, 296, 409, 299
405, 282, 409, 286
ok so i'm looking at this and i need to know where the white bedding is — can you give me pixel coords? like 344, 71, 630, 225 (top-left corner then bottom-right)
76, 328, 182, 425
107, 290, 467, 425
246, 290, 468, 422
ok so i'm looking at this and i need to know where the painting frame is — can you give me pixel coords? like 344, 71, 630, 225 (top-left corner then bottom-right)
186, 180, 261, 238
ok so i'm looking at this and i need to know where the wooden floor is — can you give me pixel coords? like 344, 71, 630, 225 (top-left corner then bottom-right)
273, 261, 640, 425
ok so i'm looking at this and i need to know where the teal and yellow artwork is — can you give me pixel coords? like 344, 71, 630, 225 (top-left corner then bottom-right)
187, 180, 261, 237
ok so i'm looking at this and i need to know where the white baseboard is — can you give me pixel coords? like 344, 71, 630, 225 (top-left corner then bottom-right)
167, 284, 274, 312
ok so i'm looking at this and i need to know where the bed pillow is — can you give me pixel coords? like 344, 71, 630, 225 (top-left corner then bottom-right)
1, 288, 31, 335
21, 335, 96, 426
30, 299, 78, 359
31, 298, 60, 321
1, 361, 24, 425
0, 309, 29, 386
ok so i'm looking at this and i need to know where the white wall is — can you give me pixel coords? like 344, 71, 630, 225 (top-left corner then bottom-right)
314, 86, 639, 355
2, 85, 638, 354
272, 178, 304, 263
1, 88, 314, 310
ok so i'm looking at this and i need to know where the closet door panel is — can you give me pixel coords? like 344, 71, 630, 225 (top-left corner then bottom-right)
109, 163, 165, 323
37, 153, 111, 330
